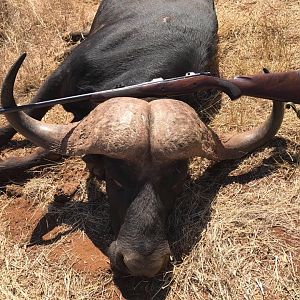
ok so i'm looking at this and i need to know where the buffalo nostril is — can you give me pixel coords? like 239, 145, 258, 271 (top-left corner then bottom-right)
161, 254, 170, 269
115, 251, 130, 274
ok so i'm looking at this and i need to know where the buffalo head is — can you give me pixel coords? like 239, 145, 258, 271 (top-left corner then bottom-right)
1, 56, 284, 277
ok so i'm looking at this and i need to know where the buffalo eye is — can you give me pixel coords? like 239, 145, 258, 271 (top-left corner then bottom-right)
171, 181, 184, 193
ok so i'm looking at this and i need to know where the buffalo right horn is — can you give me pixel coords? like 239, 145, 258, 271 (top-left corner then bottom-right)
214, 101, 284, 160
149, 99, 284, 162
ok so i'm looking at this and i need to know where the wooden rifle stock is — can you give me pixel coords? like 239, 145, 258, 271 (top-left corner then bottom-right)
230, 71, 300, 103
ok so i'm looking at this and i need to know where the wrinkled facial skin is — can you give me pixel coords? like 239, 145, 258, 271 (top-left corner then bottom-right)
83, 155, 188, 277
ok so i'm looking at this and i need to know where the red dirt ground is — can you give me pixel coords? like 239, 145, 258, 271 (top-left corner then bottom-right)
3, 197, 111, 275
48, 231, 110, 274
3, 196, 125, 299
3, 197, 44, 242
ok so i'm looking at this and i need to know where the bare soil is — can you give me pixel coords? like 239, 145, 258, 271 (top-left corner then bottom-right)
4, 197, 110, 275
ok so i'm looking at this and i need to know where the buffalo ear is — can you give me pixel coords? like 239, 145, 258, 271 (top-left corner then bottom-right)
62, 31, 89, 43
82, 154, 105, 180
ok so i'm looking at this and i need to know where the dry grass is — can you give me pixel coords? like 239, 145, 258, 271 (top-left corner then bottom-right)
0, 0, 299, 299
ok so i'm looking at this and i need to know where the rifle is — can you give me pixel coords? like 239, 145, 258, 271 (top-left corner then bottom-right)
0, 53, 299, 117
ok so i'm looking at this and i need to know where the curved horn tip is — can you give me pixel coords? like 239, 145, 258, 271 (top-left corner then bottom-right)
10, 53, 27, 72
1, 53, 27, 109
217, 101, 285, 160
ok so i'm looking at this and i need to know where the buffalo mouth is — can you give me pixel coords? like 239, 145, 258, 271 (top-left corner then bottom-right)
106, 183, 171, 278
108, 239, 171, 278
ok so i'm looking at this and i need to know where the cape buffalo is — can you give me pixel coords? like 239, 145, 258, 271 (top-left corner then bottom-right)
0, 0, 284, 277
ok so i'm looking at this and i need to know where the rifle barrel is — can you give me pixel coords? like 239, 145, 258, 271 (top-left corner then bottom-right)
0, 73, 241, 114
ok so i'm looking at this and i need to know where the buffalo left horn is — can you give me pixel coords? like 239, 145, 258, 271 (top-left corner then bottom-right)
1, 54, 78, 153
1, 55, 148, 160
